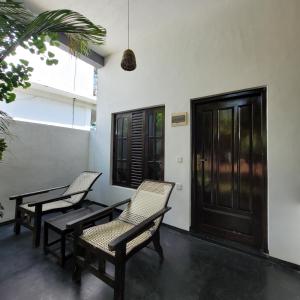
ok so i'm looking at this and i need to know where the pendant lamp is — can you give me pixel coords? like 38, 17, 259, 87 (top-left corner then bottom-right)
121, 0, 136, 71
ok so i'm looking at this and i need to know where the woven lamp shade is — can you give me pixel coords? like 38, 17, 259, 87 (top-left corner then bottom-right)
121, 49, 136, 71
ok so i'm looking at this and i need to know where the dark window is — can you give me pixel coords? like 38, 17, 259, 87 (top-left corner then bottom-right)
113, 107, 165, 188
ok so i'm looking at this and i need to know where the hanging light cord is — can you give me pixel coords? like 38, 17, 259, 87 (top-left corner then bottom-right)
128, 0, 130, 49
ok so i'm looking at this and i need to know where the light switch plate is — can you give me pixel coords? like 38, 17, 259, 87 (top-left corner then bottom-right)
176, 156, 183, 163
176, 183, 183, 190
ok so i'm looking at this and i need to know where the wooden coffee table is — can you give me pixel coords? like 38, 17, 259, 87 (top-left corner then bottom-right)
44, 204, 111, 267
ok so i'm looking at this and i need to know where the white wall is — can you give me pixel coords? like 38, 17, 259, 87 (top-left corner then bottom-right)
9, 44, 96, 99
90, 0, 300, 265
0, 121, 90, 222
2, 89, 92, 130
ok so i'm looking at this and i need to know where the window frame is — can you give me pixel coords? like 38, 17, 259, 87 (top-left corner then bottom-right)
144, 107, 165, 183
112, 112, 132, 187
112, 106, 165, 189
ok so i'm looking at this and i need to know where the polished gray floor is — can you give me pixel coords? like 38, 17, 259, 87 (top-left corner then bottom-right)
1, 221, 300, 300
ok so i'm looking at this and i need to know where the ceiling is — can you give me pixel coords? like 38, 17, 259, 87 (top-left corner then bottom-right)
24, 0, 131, 57
23, 0, 207, 58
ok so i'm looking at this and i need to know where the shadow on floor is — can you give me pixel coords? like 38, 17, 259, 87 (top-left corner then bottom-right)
1, 221, 300, 300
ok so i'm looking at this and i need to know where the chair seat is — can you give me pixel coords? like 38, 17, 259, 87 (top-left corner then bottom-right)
20, 200, 73, 213
81, 220, 153, 256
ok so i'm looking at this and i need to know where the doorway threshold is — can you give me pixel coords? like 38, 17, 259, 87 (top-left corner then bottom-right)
190, 229, 269, 259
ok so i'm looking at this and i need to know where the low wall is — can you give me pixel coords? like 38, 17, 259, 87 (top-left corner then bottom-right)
0, 120, 90, 222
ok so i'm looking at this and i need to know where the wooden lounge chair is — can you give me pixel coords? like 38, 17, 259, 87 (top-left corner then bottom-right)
10, 171, 101, 247
67, 180, 175, 300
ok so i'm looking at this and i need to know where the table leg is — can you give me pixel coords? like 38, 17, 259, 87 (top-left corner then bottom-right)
33, 205, 42, 248
60, 234, 66, 267
43, 222, 49, 254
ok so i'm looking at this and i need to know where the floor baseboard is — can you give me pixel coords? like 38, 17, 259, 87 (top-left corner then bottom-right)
268, 256, 300, 272
190, 230, 269, 258
162, 222, 189, 235
0, 219, 14, 227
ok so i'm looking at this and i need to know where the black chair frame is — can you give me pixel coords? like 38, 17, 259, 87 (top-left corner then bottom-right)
67, 180, 175, 300
10, 171, 102, 247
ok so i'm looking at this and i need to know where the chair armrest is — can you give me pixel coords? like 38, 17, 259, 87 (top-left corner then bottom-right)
66, 198, 131, 230
9, 185, 69, 200
27, 188, 93, 207
108, 206, 171, 251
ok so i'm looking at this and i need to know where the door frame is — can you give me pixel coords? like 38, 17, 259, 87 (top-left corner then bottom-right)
190, 87, 268, 253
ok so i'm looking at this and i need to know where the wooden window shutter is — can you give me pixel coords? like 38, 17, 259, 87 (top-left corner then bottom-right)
113, 106, 164, 188
130, 110, 145, 188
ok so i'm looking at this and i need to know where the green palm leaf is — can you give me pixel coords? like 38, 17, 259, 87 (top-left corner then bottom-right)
0, 0, 34, 23
0, 1, 106, 61
22, 9, 106, 44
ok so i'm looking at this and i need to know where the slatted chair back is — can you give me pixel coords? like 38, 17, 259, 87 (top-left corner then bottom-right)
118, 180, 173, 229
63, 171, 101, 204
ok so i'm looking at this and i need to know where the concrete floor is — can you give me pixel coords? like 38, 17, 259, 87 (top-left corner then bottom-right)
1, 222, 300, 300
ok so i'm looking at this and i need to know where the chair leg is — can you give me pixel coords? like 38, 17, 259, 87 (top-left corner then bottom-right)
72, 243, 82, 283
72, 258, 82, 283
114, 246, 126, 300
98, 257, 106, 273
32, 205, 42, 248
14, 209, 21, 235
114, 263, 126, 300
153, 230, 164, 262
14, 198, 22, 235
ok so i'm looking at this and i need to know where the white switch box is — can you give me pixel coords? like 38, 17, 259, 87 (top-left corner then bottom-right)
176, 183, 183, 191
176, 156, 183, 163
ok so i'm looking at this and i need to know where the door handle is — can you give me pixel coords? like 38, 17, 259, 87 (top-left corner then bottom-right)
196, 154, 207, 169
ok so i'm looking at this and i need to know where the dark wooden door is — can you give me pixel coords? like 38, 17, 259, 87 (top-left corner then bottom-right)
191, 89, 267, 251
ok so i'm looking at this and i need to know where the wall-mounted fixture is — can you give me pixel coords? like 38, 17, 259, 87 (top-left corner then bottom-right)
171, 112, 188, 127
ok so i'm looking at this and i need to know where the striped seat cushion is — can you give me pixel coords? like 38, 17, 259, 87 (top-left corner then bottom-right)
81, 220, 152, 256
20, 200, 73, 213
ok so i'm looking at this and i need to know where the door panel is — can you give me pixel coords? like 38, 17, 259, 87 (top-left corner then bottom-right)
238, 104, 253, 212
216, 107, 234, 209
191, 89, 267, 250
200, 110, 214, 205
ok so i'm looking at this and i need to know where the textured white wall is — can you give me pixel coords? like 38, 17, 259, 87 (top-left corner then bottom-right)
2, 90, 92, 130
90, 0, 300, 265
0, 121, 90, 222
9, 44, 96, 99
